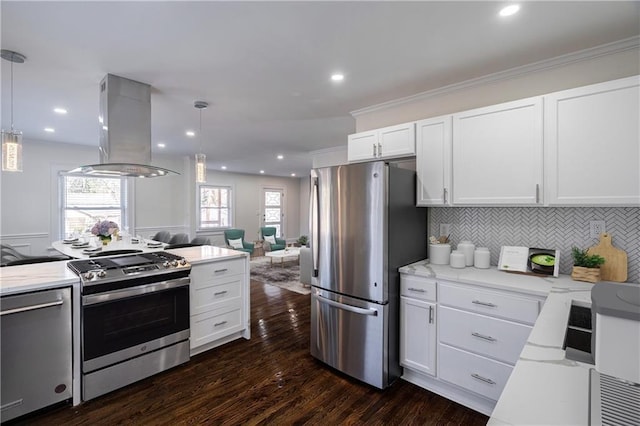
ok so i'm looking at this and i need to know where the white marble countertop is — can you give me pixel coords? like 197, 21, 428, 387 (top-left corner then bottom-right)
0, 246, 248, 296
400, 259, 602, 426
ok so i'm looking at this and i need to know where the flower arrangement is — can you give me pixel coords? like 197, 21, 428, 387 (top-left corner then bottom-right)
91, 220, 119, 243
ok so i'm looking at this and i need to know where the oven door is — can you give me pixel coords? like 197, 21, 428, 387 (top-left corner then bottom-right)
82, 276, 190, 373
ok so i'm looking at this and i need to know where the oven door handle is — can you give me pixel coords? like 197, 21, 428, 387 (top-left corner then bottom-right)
82, 277, 190, 306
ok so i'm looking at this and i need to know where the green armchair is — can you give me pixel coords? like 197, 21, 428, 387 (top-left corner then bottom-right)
223, 229, 254, 255
260, 227, 286, 252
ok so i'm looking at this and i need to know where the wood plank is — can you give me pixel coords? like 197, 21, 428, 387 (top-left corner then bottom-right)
18, 280, 488, 425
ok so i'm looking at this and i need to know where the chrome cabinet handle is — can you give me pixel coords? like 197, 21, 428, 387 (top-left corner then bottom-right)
472, 332, 497, 342
378, 142, 382, 157
472, 300, 497, 308
373, 143, 377, 157
535, 184, 539, 203
428, 305, 434, 324
214, 290, 228, 296
443, 188, 448, 204
408, 287, 426, 293
0, 299, 63, 316
214, 268, 228, 273
471, 373, 496, 385
214, 321, 228, 327
0, 398, 23, 411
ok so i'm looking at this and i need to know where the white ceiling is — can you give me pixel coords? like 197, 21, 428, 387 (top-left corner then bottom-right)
1, 1, 639, 178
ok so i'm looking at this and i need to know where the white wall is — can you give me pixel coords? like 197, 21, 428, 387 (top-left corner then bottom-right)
0, 139, 303, 255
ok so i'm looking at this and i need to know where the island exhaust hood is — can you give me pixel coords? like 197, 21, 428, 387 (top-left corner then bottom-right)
70, 74, 178, 178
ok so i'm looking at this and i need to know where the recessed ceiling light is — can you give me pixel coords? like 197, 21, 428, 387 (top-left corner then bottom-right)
291, 173, 296, 177
186, 130, 195, 137
44, 127, 55, 133
331, 73, 344, 82
277, 154, 284, 160
53, 107, 67, 114
499, 4, 520, 17
260, 170, 265, 174
221, 166, 227, 170
157, 143, 166, 148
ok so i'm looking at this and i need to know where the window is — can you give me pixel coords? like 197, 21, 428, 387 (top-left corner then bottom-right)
60, 175, 127, 238
199, 185, 232, 229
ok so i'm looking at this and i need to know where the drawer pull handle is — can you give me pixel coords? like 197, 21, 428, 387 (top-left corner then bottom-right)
471, 332, 496, 342
214, 291, 228, 296
472, 300, 497, 308
214, 321, 228, 327
0, 299, 63, 316
1, 398, 23, 411
214, 268, 228, 273
408, 287, 426, 293
428, 305, 434, 324
471, 373, 496, 385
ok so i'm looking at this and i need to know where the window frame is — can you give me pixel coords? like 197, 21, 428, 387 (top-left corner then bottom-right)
58, 172, 131, 239
197, 183, 234, 231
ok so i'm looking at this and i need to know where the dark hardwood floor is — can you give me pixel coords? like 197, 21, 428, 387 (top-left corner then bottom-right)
19, 280, 488, 425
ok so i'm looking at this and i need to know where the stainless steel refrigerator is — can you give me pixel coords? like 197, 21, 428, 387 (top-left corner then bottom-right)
309, 161, 427, 389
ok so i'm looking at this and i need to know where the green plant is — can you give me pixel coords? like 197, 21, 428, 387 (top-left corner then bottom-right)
571, 247, 605, 268
297, 235, 308, 246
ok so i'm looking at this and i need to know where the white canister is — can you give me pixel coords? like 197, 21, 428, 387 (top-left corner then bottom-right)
474, 247, 491, 269
429, 244, 451, 265
450, 250, 466, 269
458, 240, 475, 266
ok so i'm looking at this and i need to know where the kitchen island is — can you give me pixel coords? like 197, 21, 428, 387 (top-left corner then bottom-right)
399, 260, 624, 425
0, 245, 249, 416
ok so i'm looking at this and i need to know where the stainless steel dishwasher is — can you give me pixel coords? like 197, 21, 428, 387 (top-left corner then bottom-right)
1, 287, 72, 422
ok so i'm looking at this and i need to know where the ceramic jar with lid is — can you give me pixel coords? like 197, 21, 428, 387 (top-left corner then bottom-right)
474, 247, 491, 269
450, 250, 466, 268
429, 243, 451, 265
457, 240, 475, 266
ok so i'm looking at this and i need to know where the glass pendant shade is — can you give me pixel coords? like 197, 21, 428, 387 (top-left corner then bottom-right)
195, 152, 206, 183
2, 129, 23, 172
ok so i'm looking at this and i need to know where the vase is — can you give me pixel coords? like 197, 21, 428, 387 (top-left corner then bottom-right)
571, 266, 601, 283
99, 235, 112, 246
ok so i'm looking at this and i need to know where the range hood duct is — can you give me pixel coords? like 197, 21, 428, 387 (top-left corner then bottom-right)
71, 74, 178, 178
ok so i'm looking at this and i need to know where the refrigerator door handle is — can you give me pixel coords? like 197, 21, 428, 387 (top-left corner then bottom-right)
310, 176, 319, 277
315, 294, 378, 316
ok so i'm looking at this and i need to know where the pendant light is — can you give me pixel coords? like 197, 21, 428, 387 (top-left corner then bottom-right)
1, 50, 26, 172
194, 100, 208, 183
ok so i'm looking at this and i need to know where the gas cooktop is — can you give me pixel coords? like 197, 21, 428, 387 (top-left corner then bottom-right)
68, 251, 185, 275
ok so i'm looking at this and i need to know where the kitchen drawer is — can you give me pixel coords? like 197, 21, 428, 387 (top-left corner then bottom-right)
439, 282, 539, 324
191, 274, 243, 315
191, 307, 243, 349
191, 258, 245, 284
439, 306, 532, 365
438, 343, 513, 402
401, 275, 437, 302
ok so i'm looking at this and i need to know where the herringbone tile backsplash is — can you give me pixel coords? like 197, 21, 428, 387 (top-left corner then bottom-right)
429, 207, 640, 283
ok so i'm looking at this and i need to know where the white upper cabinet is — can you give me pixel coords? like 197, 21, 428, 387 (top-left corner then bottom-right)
416, 115, 452, 206
544, 76, 640, 206
452, 97, 543, 205
348, 122, 416, 163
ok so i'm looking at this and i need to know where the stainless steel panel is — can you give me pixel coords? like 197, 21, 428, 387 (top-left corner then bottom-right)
311, 161, 387, 303
82, 277, 189, 305
83, 340, 190, 401
310, 288, 388, 389
83, 329, 190, 373
1, 288, 72, 422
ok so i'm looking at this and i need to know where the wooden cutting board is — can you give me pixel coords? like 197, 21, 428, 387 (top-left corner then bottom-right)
587, 233, 628, 282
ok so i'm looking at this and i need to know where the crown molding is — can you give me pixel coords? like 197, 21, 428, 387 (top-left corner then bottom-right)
351, 36, 640, 117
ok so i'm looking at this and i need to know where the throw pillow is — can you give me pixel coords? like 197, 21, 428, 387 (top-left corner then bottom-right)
228, 238, 244, 249
265, 235, 277, 245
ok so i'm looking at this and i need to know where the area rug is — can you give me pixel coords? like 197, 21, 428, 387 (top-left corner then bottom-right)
250, 256, 310, 295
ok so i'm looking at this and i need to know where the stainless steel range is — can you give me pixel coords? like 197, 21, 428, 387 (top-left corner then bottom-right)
68, 251, 191, 401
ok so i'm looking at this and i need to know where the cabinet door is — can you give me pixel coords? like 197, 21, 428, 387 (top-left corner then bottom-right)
400, 296, 436, 376
544, 76, 640, 206
452, 97, 543, 205
347, 130, 378, 162
378, 122, 416, 159
416, 116, 452, 206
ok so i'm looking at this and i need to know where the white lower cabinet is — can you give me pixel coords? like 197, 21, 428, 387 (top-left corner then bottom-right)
189, 256, 250, 355
399, 273, 542, 416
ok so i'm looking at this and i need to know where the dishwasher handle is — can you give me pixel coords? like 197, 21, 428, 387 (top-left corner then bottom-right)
0, 299, 63, 316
